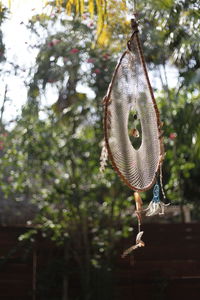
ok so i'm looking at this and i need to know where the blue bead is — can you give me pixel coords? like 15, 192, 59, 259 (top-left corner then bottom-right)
152, 183, 160, 203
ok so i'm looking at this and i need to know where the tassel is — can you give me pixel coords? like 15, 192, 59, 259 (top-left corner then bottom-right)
145, 183, 170, 216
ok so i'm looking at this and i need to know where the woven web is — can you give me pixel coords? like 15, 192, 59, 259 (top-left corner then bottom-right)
105, 34, 162, 191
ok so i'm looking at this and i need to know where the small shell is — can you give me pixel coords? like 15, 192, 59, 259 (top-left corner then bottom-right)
121, 231, 145, 258
136, 231, 144, 243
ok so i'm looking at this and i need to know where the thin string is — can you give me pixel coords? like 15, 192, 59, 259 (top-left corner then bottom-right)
133, 0, 138, 20
133, 0, 137, 11
160, 165, 167, 201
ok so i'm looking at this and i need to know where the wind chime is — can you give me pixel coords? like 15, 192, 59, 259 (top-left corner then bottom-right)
100, 7, 169, 257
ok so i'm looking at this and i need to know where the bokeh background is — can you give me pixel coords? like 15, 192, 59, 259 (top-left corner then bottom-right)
0, 0, 199, 299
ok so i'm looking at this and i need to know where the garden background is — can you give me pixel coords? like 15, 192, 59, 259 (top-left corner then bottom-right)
0, 0, 199, 299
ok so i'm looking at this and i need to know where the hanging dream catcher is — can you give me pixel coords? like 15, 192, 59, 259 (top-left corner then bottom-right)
100, 17, 169, 257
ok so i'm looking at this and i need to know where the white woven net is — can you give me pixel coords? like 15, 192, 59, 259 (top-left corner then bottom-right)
105, 35, 162, 191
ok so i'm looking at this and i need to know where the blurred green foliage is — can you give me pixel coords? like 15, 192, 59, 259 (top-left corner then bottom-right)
0, 6, 6, 65
0, 0, 199, 298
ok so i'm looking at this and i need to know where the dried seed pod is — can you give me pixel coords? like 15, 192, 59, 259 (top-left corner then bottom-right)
134, 192, 143, 211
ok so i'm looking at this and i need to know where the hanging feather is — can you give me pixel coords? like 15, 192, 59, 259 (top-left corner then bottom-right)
145, 183, 170, 216
100, 140, 108, 173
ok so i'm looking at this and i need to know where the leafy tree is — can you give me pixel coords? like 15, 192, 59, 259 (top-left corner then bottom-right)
0, 6, 7, 125
0, 8, 5, 64
0, 0, 200, 298
0, 15, 133, 299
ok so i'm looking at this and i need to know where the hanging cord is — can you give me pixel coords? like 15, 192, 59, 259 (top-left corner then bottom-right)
127, 0, 139, 50
121, 192, 145, 258
159, 165, 167, 201
133, 0, 139, 20
160, 164, 171, 206
127, 19, 138, 50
